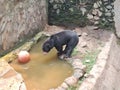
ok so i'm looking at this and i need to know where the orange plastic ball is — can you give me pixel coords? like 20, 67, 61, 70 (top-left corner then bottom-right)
18, 51, 30, 63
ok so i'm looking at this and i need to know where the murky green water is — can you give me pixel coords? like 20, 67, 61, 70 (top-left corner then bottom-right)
10, 39, 73, 90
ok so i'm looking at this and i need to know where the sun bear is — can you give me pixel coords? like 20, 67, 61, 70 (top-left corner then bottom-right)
42, 30, 80, 59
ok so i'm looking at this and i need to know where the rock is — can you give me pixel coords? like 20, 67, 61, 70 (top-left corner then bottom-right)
56, 9, 60, 14
55, 0, 59, 3
80, 7, 87, 15
93, 3, 99, 8
69, 8, 74, 12
94, 21, 99, 25
53, 4, 58, 9
72, 59, 82, 66
49, 0, 54, 2
72, 59, 86, 71
84, 73, 89, 78
93, 26, 99, 30
98, 1, 102, 5
98, 10, 102, 16
105, 12, 112, 17
59, 0, 65, 3
92, 9, 98, 15
87, 14, 93, 20
106, 5, 113, 10
64, 76, 78, 86
60, 82, 69, 89
82, 32, 88, 36
80, 41, 87, 48
73, 69, 84, 79
103, 0, 108, 2
94, 16, 99, 20
55, 86, 66, 90
108, 18, 113, 22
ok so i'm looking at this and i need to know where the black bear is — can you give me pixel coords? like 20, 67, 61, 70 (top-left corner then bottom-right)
42, 30, 80, 59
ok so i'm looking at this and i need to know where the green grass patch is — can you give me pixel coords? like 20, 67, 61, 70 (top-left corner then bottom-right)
67, 50, 100, 90
82, 50, 100, 73
72, 47, 79, 56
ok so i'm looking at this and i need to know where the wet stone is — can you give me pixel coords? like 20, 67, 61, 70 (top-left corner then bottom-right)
56, 86, 66, 90
64, 76, 78, 86
73, 69, 84, 79
65, 58, 73, 64
60, 82, 69, 89
84, 73, 89, 78
72, 59, 84, 69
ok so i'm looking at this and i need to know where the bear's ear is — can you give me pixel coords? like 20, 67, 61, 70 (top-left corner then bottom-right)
50, 35, 58, 42
50, 35, 54, 39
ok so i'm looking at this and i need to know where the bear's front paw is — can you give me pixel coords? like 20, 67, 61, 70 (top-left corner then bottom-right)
57, 52, 63, 56
58, 54, 69, 60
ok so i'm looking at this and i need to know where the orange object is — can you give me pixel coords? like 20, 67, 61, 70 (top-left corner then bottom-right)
18, 51, 30, 63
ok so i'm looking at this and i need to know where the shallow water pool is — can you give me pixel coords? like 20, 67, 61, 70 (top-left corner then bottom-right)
10, 39, 73, 90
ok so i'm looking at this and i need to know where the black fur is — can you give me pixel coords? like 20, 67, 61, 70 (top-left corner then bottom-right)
42, 30, 79, 58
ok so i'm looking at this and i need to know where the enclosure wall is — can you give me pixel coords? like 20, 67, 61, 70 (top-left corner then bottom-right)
0, 0, 47, 51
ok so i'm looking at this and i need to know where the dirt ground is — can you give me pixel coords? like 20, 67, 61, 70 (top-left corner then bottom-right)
44, 25, 112, 59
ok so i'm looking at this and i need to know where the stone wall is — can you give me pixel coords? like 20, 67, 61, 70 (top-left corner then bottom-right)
93, 35, 120, 90
114, 0, 120, 38
0, 0, 47, 52
48, 0, 114, 29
